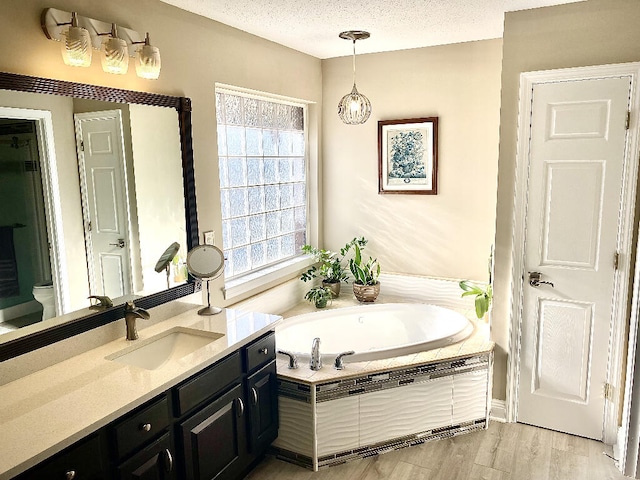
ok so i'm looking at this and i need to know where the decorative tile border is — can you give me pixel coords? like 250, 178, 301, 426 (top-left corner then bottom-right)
278, 354, 490, 403
271, 418, 487, 470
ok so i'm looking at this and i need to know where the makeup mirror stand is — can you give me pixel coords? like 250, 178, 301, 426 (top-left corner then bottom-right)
199, 279, 222, 316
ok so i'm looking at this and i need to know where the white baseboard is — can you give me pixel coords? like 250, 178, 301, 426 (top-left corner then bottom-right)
613, 426, 624, 462
491, 399, 507, 422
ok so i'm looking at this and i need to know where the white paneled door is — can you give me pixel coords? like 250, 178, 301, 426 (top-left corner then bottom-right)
517, 76, 632, 439
75, 111, 132, 300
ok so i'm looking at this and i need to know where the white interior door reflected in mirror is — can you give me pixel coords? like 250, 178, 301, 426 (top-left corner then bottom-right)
186, 245, 224, 316
75, 110, 132, 300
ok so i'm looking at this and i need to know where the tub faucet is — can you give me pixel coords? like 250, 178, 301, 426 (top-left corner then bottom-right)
124, 301, 150, 341
310, 337, 322, 370
334, 351, 355, 370
277, 350, 299, 369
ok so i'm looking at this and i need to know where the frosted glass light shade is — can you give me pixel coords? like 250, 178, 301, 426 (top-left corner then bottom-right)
338, 84, 372, 125
135, 34, 161, 79
101, 30, 129, 74
61, 25, 91, 67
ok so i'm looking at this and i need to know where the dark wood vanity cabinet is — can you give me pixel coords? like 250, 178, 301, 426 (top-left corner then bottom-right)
176, 332, 277, 480
178, 384, 248, 480
246, 361, 278, 454
12, 331, 278, 480
15, 434, 107, 480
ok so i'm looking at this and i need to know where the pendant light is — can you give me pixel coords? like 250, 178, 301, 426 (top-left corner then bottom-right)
337, 31, 372, 125
60, 12, 91, 67
101, 23, 129, 74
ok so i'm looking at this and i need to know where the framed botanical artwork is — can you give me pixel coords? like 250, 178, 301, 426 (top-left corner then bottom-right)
378, 117, 438, 195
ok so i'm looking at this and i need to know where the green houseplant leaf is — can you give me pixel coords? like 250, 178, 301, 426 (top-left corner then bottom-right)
459, 280, 492, 319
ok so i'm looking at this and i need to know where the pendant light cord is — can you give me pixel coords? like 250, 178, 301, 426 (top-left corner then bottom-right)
352, 39, 357, 86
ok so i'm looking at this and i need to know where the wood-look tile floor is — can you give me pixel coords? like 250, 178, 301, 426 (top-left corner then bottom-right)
245, 422, 628, 480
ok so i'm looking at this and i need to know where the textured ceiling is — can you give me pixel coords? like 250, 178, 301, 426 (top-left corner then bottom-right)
159, 0, 585, 59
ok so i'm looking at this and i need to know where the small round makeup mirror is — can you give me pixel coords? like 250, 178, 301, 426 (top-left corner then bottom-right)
186, 245, 225, 315
155, 242, 180, 289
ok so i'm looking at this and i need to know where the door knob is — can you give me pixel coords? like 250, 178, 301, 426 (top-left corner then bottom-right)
529, 271, 554, 288
109, 238, 125, 248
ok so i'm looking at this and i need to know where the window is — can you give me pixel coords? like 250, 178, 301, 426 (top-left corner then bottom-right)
215, 89, 307, 284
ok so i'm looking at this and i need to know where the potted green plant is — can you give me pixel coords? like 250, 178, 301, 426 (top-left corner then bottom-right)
304, 286, 333, 309
348, 241, 381, 303
300, 245, 349, 297
459, 280, 492, 320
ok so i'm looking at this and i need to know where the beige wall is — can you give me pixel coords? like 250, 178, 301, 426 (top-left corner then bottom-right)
321, 39, 502, 282
493, 0, 640, 400
0, 0, 322, 307
129, 103, 186, 293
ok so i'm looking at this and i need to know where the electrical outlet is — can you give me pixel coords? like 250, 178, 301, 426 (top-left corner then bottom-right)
203, 230, 215, 245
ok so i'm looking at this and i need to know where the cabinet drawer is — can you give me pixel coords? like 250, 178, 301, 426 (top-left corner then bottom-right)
17, 434, 105, 480
173, 352, 242, 417
244, 332, 276, 373
112, 396, 170, 460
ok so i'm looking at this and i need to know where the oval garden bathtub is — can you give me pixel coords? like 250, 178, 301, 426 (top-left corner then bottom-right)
275, 303, 474, 363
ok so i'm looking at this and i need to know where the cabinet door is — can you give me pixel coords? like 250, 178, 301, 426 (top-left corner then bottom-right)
246, 360, 278, 453
179, 384, 247, 480
117, 432, 175, 480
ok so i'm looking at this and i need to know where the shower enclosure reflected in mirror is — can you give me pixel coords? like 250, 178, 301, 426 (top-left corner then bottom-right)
0, 72, 199, 361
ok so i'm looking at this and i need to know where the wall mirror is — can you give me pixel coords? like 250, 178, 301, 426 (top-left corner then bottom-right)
0, 72, 199, 361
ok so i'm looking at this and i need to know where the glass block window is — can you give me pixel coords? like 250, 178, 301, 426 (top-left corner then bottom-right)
216, 90, 307, 279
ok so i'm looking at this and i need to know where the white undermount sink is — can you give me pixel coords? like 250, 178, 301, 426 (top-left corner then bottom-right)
107, 327, 224, 370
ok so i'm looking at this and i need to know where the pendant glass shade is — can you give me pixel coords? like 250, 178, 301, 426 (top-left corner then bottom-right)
101, 24, 129, 74
135, 33, 161, 80
60, 12, 91, 67
338, 83, 372, 125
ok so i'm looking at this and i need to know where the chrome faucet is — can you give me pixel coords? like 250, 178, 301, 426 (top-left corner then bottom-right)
334, 351, 355, 370
310, 337, 322, 370
277, 350, 299, 369
124, 301, 150, 340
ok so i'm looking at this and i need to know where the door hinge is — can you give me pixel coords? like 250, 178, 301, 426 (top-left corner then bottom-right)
614, 252, 620, 270
605, 383, 615, 401
626, 110, 631, 130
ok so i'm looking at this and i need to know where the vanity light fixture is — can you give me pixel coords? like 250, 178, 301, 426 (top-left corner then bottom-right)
41, 8, 161, 79
133, 33, 161, 80
99, 24, 129, 75
337, 30, 372, 125
59, 12, 92, 67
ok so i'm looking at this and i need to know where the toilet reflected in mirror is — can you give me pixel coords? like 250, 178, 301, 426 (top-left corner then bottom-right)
32, 281, 55, 321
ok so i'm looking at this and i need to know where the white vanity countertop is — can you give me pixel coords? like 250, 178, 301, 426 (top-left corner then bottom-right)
0, 306, 282, 480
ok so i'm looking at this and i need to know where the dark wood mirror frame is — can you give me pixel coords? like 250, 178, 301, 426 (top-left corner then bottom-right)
0, 71, 200, 362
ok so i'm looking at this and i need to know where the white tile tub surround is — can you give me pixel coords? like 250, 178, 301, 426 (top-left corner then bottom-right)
272, 351, 494, 470
271, 288, 494, 471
